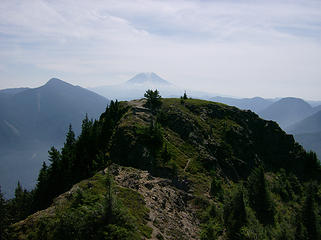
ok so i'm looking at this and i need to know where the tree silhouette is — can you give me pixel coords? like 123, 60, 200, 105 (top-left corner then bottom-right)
34, 161, 50, 210
0, 186, 9, 240
183, 91, 188, 100
144, 89, 162, 113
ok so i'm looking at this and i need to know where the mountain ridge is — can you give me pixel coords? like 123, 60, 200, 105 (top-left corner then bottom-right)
7, 97, 321, 239
0, 78, 109, 197
259, 97, 313, 129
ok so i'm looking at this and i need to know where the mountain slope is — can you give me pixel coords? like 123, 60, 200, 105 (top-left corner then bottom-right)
11, 165, 199, 240
288, 110, 321, 134
287, 110, 321, 159
259, 97, 313, 129
0, 78, 109, 197
126, 72, 171, 85
8, 98, 321, 239
294, 132, 321, 158
210, 96, 274, 113
111, 98, 311, 180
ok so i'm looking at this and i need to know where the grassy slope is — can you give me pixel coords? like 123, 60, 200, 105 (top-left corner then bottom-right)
10, 170, 152, 239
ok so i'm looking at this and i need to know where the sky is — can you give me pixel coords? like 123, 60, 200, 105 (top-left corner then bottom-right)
0, 0, 321, 99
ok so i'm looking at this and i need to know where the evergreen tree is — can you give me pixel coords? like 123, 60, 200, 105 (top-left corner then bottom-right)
47, 147, 62, 201
9, 182, 33, 222
144, 89, 162, 113
34, 162, 49, 210
161, 143, 171, 165
210, 177, 223, 200
13, 181, 24, 220
224, 187, 247, 239
248, 167, 275, 225
75, 114, 93, 179
180, 91, 188, 104
81, 114, 92, 136
183, 91, 188, 100
301, 184, 320, 240
294, 212, 306, 240
99, 100, 122, 150
0, 186, 9, 240
15, 181, 23, 200
65, 124, 76, 148
61, 124, 76, 188
148, 121, 163, 147
304, 151, 321, 180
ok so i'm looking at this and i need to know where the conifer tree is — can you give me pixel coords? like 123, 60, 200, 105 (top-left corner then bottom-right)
210, 177, 223, 200
99, 100, 121, 151
15, 181, 23, 199
61, 124, 76, 188
144, 89, 162, 113
47, 147, 62, 200
301, 183, 320, 240
0, 186, 8, 240
13, 181, 24, 220
248, 167, 275, 225
34, 162, 49, 210
183, 91, 188, 100
304, 151, 321, 180
161, 143, 171, 165
10, 182, 32, 222
65, 124, 76, 148
224, 187, 247, 239
75, 114, 93, 179
104, 169, 113, 225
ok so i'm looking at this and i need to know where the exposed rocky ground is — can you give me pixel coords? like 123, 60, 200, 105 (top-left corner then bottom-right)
111, 165, 199, 240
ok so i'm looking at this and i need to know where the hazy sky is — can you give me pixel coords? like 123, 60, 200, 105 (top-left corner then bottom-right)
1, 0, 321, 99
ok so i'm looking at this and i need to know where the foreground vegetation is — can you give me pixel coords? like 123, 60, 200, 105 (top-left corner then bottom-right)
1, 91, 321, 239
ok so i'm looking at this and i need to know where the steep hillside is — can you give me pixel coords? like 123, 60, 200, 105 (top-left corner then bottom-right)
0, 78, 109, 197
10, 165, 199, 240
259, 97, 313, 129
287, 110, 321, 159
7, 97, 321, 240
288, 110, 321, 134
294, 132, 321, 158
111, 98, 314, 180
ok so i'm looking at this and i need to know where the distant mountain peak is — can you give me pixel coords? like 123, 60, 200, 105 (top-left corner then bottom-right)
126, 72, 171, 85
45, 78, 71, 87
279, 97, 309, 104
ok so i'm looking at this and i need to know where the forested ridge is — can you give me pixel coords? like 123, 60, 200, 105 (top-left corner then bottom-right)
1, 92, 321, 239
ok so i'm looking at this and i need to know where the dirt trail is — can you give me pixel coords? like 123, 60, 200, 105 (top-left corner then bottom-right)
184, 159, 192, 172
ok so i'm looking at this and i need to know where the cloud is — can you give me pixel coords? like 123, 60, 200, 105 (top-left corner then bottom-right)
0, 0, 321, 99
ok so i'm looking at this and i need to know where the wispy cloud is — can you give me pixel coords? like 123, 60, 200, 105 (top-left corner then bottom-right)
0, 0, 321, 99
